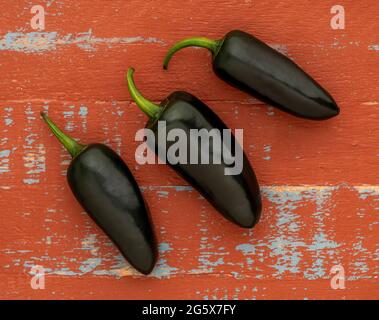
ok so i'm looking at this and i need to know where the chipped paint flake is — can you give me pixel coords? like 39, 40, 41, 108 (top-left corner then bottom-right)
368, 44, 379, 51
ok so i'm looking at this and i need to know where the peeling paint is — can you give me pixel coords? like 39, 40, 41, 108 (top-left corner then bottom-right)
2, 184, 377, 284
362, 101, 379, 106
354, 185, 379, 200
0, 30, 165, 53
263, 144, 271, 161
0, 107, 13, 174
78, 258, 102, 274
19, 237, 178, 279
142, 185, 194, 193
159, 242, 172, 253
368, 44, 379, 51
0, 150, 10, 158
22, 106, 45, 184
236, 244, 255, 255
78, 106, 88, 117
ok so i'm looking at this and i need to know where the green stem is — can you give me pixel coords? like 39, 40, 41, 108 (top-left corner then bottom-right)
163, 37, 221, 69
40, 112, 85, 158
126, 68, 161, 119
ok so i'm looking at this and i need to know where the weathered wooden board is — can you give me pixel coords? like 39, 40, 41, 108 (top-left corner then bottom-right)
0, 1, 378, 299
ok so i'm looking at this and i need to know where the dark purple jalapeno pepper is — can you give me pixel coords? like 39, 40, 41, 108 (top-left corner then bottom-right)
126, 68, 261, 228
163, 30, 340, 120
41, 112, 157, 275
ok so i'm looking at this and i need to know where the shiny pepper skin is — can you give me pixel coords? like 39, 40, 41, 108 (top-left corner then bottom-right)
164, 30, 340, 120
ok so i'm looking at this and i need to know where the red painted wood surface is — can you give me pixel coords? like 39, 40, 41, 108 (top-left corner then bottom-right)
0, 1, 378, 299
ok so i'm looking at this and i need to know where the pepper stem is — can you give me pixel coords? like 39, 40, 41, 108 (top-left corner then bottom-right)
126, 68, 161, 119
40, 112, 85, 158
163, 37, 221, 69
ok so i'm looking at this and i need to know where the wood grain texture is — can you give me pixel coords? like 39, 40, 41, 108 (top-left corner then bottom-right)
0, 0, 378, 299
